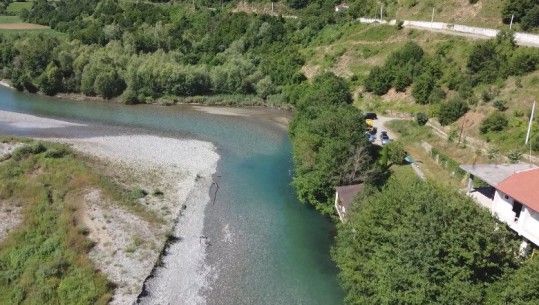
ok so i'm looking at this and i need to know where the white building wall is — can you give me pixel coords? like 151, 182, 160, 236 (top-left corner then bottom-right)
518, 207, 539, 246
492, 190, 515, 224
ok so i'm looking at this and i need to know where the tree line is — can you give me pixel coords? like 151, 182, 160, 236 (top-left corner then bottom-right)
0, 1, 329, 104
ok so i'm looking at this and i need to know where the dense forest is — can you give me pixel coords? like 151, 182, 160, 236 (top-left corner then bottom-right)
0, 0, 332, 104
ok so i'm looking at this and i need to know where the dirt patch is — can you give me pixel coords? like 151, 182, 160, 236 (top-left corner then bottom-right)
457, 111, 485, 133
329, 53, 354, 78
0, 23, 49, 30
301, 64, 321, 80
0, 200, 23, 243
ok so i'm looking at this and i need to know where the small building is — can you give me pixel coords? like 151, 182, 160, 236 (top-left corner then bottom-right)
335, 3, 350, 13
335, 183, 363, 222
461, 163, 539, 246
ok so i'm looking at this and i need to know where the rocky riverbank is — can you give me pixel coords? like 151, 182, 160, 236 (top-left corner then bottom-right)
0, 110, 219, 305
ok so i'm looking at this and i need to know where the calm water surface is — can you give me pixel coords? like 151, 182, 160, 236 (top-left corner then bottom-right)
0, 87, 344, 305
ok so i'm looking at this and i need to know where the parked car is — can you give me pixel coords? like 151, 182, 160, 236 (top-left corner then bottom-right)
364, 112, 378, 120
379, 131, 390, 145
365, 132, 376, 142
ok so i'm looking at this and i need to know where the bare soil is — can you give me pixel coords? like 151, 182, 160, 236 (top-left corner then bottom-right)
0, 23, 49, 30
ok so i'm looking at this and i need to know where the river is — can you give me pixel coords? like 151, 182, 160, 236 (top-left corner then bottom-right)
0, 87, 344, 305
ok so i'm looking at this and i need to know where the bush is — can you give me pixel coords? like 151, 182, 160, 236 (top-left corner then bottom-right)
522, 6, 539, 31
364, 67, 392, 95
506, 150, 523, 164
412, 72, 435, 104
493, 100, 508, 111
532, 135, 539, 152
44, 147, 70, 159
480, 111, 509, 134
428, 87, 446, 104
130, 188, 148, 199
416, 112, 428, 126
386, 141, 407, 165
438, 99, 469, 126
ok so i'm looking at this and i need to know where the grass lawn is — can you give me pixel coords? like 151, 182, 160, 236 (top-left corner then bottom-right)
385, 119, 474, 189
0, 15, 22, 23
6, 1, 32, 14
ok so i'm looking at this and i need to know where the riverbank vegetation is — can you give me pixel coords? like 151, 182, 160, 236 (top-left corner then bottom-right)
0, 138, 113, 305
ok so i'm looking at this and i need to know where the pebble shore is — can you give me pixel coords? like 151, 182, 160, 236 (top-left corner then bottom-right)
0, 110, 220, 305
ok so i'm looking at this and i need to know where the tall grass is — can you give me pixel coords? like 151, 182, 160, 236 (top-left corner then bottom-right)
0, 139, 113, 305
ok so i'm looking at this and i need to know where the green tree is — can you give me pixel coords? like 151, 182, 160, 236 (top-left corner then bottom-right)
438, 98, 469, 126
487, 256, 539, 304
37, 62, 63, 95
385, 141, 406, 165
416, 112, 428, 125
333, 178, 520, 305
364, 66, 392, 95
412, 72, 435, 104
480, 111, 509, 134
522, 6, 539, 31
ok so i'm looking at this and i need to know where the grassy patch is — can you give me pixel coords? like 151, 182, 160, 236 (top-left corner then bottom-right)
0, 16, 22, 23
385, 120, 476, 188
0, 138, 114, 305
6, 2, 33, 14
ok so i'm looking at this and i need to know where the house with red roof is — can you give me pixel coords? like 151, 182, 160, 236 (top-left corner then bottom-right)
460, 163, 539, 247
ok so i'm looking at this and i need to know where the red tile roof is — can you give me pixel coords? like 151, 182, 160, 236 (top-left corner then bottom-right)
497, 168, 539, 212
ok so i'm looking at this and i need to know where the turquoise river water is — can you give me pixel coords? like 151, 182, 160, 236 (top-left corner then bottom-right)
0, 87, 344, 305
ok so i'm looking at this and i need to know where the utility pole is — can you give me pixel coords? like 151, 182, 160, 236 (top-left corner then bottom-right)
431, 7, 435, 28
271, 1, 274, 13
525, 101, 536, 145
380, 4, 383, 21
510, 14, 514, 30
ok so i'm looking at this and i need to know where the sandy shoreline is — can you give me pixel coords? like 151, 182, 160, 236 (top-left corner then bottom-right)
0, 110, 219, 305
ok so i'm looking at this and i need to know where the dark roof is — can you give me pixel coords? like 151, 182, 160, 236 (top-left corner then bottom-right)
336, 184, 364, 211
497, 168, 539, 212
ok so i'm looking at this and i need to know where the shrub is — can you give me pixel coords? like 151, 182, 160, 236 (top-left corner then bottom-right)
12, 145, 35, 160
386, 141, 407, 165
532, 135, 539, 152
428, 87, 446, 104
364, 67, 392, 95
412, 72, 435, 104
416, 112, 428, 126
130, 188, 148, 199
44, 147, 70, 159
506, 150, 523, 164
480, 111, 509, 133
438, 99, 469, 126
493, 100, 508, 111
522, 6, 539, 31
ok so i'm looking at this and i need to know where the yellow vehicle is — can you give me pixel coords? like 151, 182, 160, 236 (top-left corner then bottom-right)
365, 119, 374, 127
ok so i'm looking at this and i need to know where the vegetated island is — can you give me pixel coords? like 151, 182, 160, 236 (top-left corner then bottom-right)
0, 109, 219, 305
